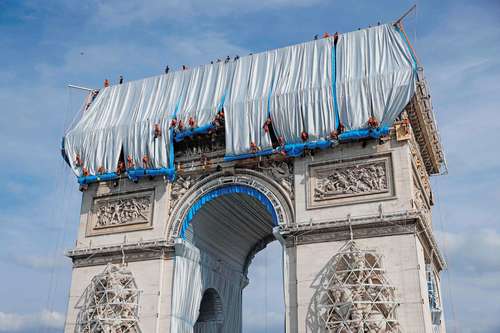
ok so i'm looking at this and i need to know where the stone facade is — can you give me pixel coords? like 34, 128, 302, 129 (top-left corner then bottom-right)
64, 134, 445, 333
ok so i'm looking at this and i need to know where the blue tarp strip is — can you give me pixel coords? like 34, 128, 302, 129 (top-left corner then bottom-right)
174, 123, 215, 142
78, 172, 119, 185
223, 127, 388, 161
338, 126, 390, 141
179, 185, 278, 239
77, 127, 389, 184
128, 167, 175, 180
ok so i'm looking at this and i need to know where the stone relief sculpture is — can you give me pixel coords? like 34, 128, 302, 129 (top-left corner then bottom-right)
169, 175, 201, 213
258, 161, 294, 199
314, 162, 388, 201
75, 264, 141, 333
94, 196, 151, 228
319, 241, 401, 332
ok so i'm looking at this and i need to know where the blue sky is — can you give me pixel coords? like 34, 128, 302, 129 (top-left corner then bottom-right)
0, 0, 499, 332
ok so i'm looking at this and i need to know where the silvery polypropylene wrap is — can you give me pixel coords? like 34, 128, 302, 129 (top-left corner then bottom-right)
224, 51, 275, 155
64, 24, 415, 176
336, 24, 416, 130
171, 240, 244, 333
176, 63, 232, 128
64, 72, 185, 175
270, 37, 336, 143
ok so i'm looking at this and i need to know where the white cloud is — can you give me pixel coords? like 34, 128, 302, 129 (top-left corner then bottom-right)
436, 229, 500, 275
435, 228, 500, 332
0, 309, 65, 332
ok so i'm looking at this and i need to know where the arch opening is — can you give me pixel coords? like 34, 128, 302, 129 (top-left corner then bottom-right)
194, 288, 224, 332
171, 183, 287, 333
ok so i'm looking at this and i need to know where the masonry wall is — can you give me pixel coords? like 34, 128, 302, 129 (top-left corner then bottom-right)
291, 235, 431, 332
64, 258, 174, 333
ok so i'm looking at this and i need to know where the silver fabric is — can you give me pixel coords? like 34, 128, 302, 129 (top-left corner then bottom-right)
336, 24, 416, 130
270, 37, 336, 143
64, 24, 415, 176
225, 51, 275, 155
171, 240, 245, 333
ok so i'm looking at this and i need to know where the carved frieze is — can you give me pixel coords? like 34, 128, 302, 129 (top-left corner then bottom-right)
409, 135, 433, 203
308, 155, 394, 208
87, 190, 154, 236
258, 160, 294, 200
169, 175, 202, 213
413, 175, 431, 216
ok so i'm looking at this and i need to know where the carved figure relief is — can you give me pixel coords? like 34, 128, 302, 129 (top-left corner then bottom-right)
258, 160, 294, 199
169, 175, 201, 213
319, 241, 400, 332
308, 156, 393, 208
409, 136, 432, 201
95, 197, 150, 228
413, 177, 430, 215
314, 162, 387, 200
75, 264, 141, 333
88, 190, 154, 235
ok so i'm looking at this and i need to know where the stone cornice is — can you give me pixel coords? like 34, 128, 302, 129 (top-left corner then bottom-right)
66, 239, 174, 267
405, 73, 446, 175
279, 210, 446, 271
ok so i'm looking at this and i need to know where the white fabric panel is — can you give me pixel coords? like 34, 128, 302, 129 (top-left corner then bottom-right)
225, 51, 275, 155
171, 240, 245, 333
336, 24, 416, 130
270, 37, 335, 143
176, 62, 229, 130
64, 25, 417, 175
64, 73, 185, 175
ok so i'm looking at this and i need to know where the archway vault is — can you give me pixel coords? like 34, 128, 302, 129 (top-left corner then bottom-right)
167, 169, 293, 333
166, 168, 294, 243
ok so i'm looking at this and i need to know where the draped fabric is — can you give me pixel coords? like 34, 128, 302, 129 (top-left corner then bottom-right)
224, 51, 276, 155
270, 37, 336, 144
336, 24, 416, 130
171, 240, 245, 333
176, 62, 232, 131
63, 24, 416, 177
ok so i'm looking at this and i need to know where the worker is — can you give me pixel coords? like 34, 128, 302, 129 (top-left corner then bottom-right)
225, 56, 230, 63
119, 75, 123, 84
234, 55, 240, 61
165, 65, 170, 74
182, 65, 188, 70
104, 79, 109, 87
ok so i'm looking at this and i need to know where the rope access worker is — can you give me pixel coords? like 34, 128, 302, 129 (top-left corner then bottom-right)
119, 75, 123, 84
165, 65, 170, 74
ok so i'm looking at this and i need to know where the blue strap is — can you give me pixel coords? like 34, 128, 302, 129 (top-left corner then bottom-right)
179, 185, 278, 239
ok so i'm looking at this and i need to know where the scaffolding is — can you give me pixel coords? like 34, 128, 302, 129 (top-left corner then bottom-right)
75, 264, 141, 333
426, 264, 443, 331
322, 240, 401, 332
